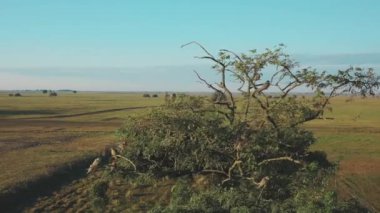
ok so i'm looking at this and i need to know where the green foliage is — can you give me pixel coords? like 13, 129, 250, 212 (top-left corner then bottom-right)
110, 44, 379, 211
91, 180, 108, 198
120, 106, 233, 173
91, 180, 109, 210
117, 102, 349, 211
133, 173, 155, 186
170, 179, 192, 206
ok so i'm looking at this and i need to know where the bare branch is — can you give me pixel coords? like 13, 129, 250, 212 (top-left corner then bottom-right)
195, 56, 226, 69
194, 70, 224, 94
181, 41, 215, 58
281, 82, 302, 98
253, 81, 270, 96
115, 155, 137, 171
220, 49, 243, 62
228, 160, 243, 177
283, 65, 301, 83
246, 176, 270, 189
258, 156, 302, 166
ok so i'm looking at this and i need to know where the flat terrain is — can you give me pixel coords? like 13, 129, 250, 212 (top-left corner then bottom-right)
0, 92, 379, 211
307, 96, 380, 211
0, 92, 163, 196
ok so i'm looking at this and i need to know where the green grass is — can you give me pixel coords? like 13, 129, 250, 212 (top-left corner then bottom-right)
306, 96, 380, 211
1, 92, 379, 211
0, 91, 163, 194
0, 91, 162, 120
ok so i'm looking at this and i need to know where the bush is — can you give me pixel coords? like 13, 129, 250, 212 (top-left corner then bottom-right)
14, 93, 22, 97
106, 44, 379, 211
8, 93, 14, 97
143, 93, 151, 98
49, 91, 58, 96
152, 94, 159, 98
118, 101, 342, 210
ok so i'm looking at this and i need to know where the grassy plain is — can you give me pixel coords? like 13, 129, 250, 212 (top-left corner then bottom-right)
306, 96, 380, 211
0, 91, 163, 196
0, 92, 379, 211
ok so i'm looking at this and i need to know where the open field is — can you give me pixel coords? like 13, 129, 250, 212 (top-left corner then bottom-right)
0, 92, 379, 211
0, 92, 163, 197
307, 96, 380, 211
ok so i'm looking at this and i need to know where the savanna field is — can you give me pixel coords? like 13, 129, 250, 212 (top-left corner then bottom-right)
0, 92, 379, 212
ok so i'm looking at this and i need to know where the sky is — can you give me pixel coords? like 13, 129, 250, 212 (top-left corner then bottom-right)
0, 0, 380, 91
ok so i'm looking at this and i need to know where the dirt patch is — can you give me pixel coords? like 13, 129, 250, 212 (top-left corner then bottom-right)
339, 158, 380, 176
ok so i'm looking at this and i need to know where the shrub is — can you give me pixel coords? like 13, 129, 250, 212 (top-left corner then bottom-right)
108, 43, 379, 211
143, 93, 151, 98
152, 94, 158, 98
49, 91, 58, 96
14, 93, 22, 97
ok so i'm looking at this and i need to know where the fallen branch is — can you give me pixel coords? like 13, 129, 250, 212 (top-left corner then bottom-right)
87, 157, 101, 174
246, 176, 270, 189
258, 157, 302, 166
115, 155, 137, 171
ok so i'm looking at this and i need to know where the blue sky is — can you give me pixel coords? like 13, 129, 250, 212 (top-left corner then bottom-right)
0, 0, 379, 91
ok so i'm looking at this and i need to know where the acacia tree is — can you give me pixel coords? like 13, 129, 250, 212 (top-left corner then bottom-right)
182, 42, 378, 126
97, 43, 379, 212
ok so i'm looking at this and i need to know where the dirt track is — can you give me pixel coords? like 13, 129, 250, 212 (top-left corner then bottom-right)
27, 105, 158, 119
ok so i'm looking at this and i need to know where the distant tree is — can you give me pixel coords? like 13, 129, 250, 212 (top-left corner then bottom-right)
143, 93, 151, 98
73, 90, 77, 94
152, 94, 159, 98
42, 90, 48, 94
49, 91, 58, 97
171, 93, 177, 101
164, 92, 177, 104
14, 93, 22, 97
8, 93, 14, 97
